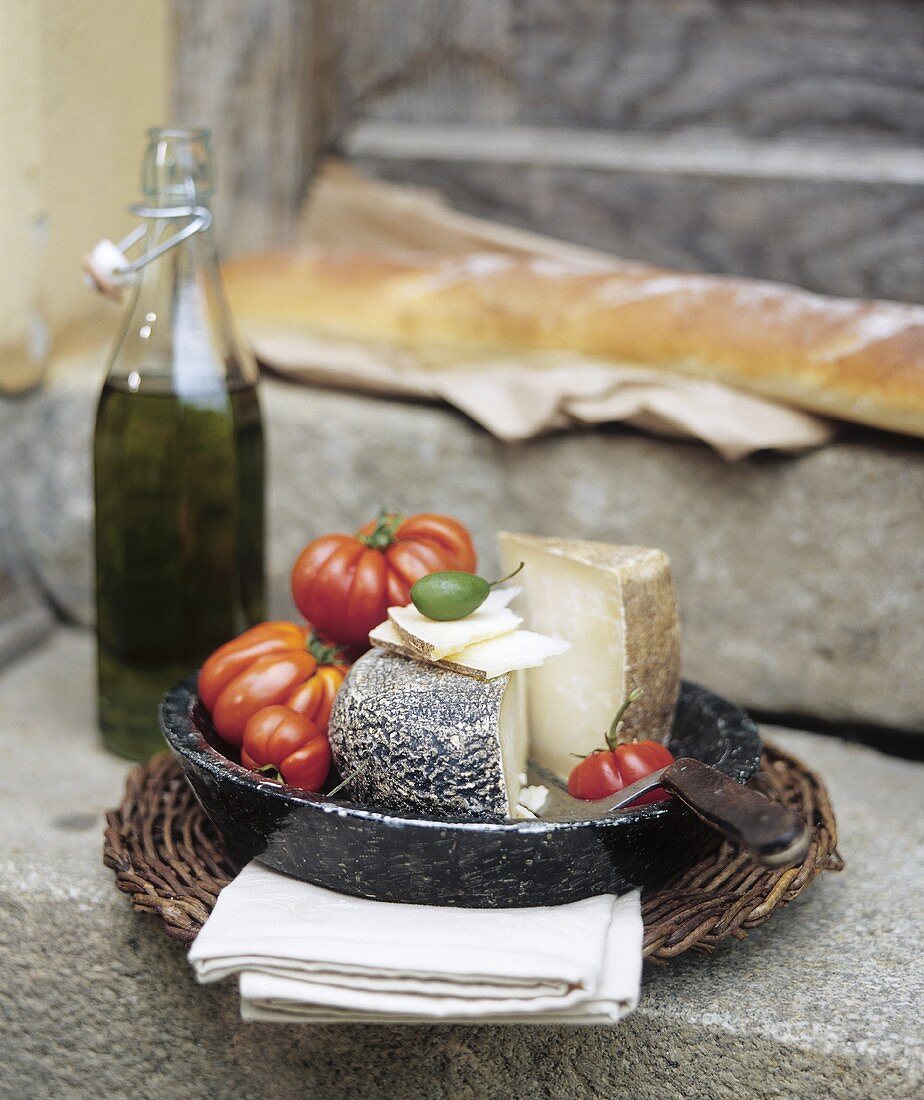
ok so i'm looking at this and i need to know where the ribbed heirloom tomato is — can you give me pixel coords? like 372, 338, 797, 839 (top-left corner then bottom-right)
198, 621, 349, 746
242, 706, 331, 792
291, 511, 477, 652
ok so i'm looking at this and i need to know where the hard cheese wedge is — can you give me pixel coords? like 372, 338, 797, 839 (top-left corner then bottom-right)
498, 532, 681, 779
328, 648, 527, 818
369, 619, 570, 681
388, 587, 522, 661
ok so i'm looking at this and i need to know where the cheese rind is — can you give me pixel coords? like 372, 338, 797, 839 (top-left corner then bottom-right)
328, 648, 526, 818
387, 587, 522, 660
368, 619, 570, 681
498, 532, 681, 779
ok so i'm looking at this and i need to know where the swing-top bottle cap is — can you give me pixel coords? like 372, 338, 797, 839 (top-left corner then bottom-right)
142, 127, 215, 204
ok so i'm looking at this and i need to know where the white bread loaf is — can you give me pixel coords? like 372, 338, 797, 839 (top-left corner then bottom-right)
223, 248, 924, 439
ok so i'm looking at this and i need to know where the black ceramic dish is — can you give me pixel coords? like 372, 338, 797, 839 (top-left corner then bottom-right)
161, 679, 761, 907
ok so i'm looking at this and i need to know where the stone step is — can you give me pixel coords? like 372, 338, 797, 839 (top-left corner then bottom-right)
2, 336, 922, 736
1, 629, 921, 1098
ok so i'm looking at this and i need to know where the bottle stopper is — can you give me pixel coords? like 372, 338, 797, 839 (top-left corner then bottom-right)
83, 239, 135, 300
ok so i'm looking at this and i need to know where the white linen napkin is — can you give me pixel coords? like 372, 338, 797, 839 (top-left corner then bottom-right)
188, 861, 643, 1024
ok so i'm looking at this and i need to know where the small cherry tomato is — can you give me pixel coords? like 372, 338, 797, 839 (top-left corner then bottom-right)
567, 689, 674, 805
241, 705, 332, 792
568, 751, 624, 801
567, 741, 674, 805
616, 741, 675, 787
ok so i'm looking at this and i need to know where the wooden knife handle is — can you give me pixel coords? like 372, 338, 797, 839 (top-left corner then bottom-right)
662, 758, 812, 868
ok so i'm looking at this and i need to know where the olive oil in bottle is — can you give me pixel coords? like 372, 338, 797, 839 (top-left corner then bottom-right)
94, 128, 265, 760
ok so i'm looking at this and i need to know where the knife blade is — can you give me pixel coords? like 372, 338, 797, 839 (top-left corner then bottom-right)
550, 766, 669, 822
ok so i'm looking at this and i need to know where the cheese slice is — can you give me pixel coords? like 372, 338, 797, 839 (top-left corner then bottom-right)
498, 532, 681, 779
328, 648, 527, 818
369, 619, 570, 681
388, 587, 522, 661
444, 630, 570, 680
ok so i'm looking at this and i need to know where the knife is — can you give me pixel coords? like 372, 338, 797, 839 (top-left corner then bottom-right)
553, 757, 812, 868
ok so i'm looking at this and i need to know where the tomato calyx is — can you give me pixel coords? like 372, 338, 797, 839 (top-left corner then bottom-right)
305, 630, 347, 667
358, 509, 405, 550
570, 747, 606, 761
254, 762, 284, 783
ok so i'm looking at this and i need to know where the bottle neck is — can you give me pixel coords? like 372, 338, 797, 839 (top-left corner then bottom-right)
106, 209, 255, 395
142, 128, 215, 206
103, 126, 256, 395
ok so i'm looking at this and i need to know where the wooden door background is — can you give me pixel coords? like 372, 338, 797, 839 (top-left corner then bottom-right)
172, 0, 924, 302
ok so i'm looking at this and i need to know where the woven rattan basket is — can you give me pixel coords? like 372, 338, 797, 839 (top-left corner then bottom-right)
104, 740, 842, 962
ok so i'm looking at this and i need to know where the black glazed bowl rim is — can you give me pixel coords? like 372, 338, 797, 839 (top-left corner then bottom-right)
160, 676, 762, 834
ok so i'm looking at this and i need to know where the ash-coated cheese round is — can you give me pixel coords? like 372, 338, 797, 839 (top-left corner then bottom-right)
328, 648, 524, 819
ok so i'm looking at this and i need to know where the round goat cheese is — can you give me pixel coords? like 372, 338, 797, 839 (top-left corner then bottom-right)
328, 648, 526, 819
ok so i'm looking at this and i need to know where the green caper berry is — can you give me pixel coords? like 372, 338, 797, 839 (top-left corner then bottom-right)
410, 562, 525, 622
410, 572, 490, 621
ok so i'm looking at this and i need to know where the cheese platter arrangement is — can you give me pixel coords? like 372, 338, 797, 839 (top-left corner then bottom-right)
161, 513, 810, 908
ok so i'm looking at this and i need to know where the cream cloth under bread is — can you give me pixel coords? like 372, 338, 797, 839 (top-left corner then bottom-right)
188, 861, 643, 1024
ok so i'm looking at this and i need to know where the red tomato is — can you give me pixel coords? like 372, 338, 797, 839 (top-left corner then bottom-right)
198, 621, 349, 746
291, 512, 477, 652
568, 741, 674, 806
241, 706, 331, 792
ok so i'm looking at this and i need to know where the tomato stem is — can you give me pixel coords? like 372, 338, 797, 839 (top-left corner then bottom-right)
604, 686, 643, 751
358, 509, 405, 550
327, 759, 371, 798
488, 561, 525, 588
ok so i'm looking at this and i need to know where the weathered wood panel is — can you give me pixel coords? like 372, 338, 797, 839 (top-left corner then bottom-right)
171, 0, 318, 253
315, 0, 515, 132
171, 0, 924, 295
346, 123, 924, 186
353, 155, 924, 302
320, 0, 924, 143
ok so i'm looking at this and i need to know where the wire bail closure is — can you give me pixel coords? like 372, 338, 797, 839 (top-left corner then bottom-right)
117, 204, 213, 275
83, 203, 213, 300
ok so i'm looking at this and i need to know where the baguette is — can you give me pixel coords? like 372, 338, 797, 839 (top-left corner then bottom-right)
223, 249, 924, 439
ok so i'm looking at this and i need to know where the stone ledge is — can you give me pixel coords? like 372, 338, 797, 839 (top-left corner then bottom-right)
3, 338, 923, 735
1, 630, 922, 1098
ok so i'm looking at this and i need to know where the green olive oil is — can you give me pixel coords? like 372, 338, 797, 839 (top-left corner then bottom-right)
94, 377, 264, 758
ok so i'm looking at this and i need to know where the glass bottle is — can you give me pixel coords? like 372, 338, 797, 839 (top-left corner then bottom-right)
94, 127, 265, 760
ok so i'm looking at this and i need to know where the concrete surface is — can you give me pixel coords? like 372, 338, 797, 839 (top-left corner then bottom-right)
0, 517, 54, 667
1, 629, 922, 1099
2, 339, 923, 737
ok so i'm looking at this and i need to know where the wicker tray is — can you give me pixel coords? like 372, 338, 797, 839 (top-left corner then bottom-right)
104, 741, 842, 963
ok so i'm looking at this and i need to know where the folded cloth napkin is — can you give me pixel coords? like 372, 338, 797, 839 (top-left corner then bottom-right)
188, 861, 643, 1024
